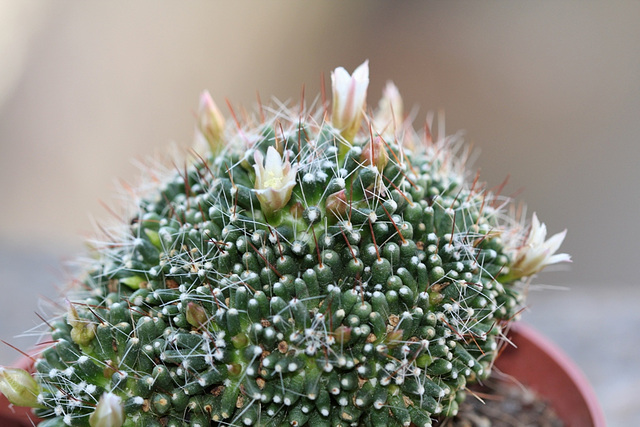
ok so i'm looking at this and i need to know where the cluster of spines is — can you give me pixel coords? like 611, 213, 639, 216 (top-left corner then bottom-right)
27, 100, 523, 427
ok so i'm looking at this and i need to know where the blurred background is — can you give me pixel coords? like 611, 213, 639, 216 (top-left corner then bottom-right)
1, 1, 638, 425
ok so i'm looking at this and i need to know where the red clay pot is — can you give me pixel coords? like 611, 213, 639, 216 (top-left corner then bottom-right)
1, 324, 605, 426
497, 323, 606, 427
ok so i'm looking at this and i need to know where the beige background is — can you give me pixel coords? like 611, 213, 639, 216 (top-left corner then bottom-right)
1, 2, 638, 425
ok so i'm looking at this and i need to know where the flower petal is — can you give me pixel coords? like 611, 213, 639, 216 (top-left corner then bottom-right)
331, 61, 369, 143
509, 213, 570, 279
253, 147, 297, 215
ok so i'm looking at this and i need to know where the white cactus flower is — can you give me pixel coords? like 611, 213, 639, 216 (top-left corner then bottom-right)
89, 392, 125, 427
195, 90, 226, 155
373, 81, 403, 137
511, 213, 571, 278
0, 367, 42, 408
253, 146, 298, 215
331, 60, 369, 144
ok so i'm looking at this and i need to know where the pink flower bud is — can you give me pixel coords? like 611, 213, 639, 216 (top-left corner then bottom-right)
360, 136, 389, 172
326, 189, 348, 219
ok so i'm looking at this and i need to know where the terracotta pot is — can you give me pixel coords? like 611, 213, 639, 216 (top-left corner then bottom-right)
497, 323, 606, 427
2, 324, 605, 426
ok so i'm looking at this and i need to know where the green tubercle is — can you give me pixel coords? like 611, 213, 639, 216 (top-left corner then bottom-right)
9, 61, 569, 427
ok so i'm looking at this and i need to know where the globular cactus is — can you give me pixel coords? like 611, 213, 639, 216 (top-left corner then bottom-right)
1, 61, 569, 427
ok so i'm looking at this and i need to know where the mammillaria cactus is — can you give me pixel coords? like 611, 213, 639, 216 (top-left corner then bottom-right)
1, 62, 569, 427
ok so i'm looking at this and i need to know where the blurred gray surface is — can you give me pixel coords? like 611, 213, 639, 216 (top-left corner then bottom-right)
0, 244, 69, 362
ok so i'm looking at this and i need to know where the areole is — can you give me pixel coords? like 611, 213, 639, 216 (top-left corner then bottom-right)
1, 324, 605, 426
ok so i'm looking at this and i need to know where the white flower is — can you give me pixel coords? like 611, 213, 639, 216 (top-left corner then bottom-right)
195, 90, 226, 155
511, 213, 571, 278
253, 147, 298, 215
0, 367, 42, 408
373, 81, 403, 137
331, 61, 369, 143
89, 392, 125, 427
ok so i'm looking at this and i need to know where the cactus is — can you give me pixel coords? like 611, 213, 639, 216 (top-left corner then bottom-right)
1, 62, 569, 427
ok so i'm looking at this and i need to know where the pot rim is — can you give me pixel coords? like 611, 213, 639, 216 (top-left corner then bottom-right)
497, 322, 607, 427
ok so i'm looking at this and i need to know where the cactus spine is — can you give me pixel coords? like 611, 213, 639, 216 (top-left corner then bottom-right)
1, 62, 569, 427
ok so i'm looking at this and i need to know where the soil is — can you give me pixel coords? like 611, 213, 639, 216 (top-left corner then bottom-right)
435, 377, 564, 427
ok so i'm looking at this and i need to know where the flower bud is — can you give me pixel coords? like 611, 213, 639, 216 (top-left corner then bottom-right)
231, 333, 249, 349
332, 325, 352, 345
360, 136, 389, 172
385, 329, 404, 348
0, 367, 42, 408
67, 302, 96, 346
253, 146, 298, 215
228, 363, 242, 377
331, 61, 369, 147
89, 392, 125, 427
373, 81, 403, 137
196, 90, 226, 155
326, 189, 348, 219
186, 302, 208, 328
